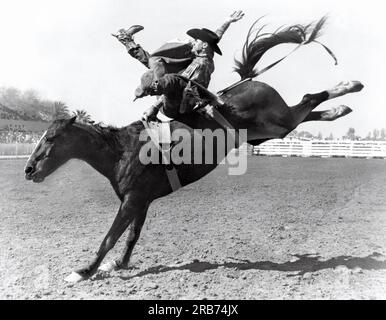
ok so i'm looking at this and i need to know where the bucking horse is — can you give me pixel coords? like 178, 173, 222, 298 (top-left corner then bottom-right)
24, 17, 363, 282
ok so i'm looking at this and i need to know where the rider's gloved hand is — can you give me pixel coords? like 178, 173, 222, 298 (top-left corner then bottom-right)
228, 10, 245, 23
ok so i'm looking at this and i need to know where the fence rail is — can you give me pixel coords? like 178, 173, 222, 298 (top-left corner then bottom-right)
0, 143, 35, 157
253, 139, 386, 158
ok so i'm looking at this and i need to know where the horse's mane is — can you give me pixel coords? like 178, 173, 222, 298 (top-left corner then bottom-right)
234, 15, 336, 80
69, 121, 122, 150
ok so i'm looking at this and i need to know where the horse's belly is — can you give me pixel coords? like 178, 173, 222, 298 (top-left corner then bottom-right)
246, 124, 289, 140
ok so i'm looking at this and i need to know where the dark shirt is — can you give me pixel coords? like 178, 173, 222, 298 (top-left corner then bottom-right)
180, 56, 214, 88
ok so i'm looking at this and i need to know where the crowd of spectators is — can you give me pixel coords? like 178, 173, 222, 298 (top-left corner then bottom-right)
0, 112, 22, 120
0, 130, 44, 144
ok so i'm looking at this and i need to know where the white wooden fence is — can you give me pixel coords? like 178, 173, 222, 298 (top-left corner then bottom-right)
0, 143, 35, 159
253, 139, 386, 158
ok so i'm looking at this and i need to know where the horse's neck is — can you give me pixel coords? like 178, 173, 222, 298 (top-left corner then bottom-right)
71, 125, 120, 181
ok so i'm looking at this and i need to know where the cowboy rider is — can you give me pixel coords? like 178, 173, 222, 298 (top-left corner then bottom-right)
114, 10, 244, 121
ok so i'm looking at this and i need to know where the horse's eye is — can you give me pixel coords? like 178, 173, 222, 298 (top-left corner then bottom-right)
45, 136, 55, 142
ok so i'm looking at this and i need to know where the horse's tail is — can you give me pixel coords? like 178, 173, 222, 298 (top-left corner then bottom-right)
234, 15, 337, 80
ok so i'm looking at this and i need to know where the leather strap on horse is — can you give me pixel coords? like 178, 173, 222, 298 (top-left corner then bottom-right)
141, 120, 182, 192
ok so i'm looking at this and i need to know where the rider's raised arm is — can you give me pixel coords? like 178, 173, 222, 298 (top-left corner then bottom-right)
215, 10, 245, 40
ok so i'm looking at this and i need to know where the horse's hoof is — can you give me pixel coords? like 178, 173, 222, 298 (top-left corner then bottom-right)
98, 260, 118, 272
329, 81, 364, 99
343, 80, 364, 93
337, 105, 353, 116
64, 271, 85, 283
321, 105, 352, 121
340, 80, 363, 92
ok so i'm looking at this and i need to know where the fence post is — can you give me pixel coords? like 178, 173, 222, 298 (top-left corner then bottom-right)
349, 141, 354, 158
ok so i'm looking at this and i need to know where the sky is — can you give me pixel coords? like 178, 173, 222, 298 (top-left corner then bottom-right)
0, 0, 385, 138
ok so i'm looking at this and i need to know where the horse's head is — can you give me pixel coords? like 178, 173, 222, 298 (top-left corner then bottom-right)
24, 116, 77, 183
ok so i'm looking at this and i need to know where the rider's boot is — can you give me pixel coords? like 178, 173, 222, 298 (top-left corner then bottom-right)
113, 25, 150, 67
114, 25, 144, 49
122, 25, 144, 37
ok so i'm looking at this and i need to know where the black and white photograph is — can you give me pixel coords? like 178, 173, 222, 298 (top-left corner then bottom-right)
0, 0, 385, 301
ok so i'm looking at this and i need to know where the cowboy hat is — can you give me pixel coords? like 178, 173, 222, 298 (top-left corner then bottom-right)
186, 28, 222, 55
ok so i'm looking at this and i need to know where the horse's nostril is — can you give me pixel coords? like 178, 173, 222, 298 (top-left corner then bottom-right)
25, 166, 34, 174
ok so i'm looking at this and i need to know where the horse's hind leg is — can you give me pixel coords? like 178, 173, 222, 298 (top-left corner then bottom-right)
64, 193, 148, 283
98, 209, 148, 272
289, 91, 329, 126
302, 105, 353, 122
248, 105, 353, 146
290, 80, 363, 127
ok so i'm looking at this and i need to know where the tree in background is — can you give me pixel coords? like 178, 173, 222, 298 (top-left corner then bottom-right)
0, 86, 62, 121
1, 87, 47, 119
297, 131, 313, 140
345, 127, 356, 140
0, 86, 95, 123
53, 101, 70, 120
0, 87, 20, 108
72, 109, 93, 124
326, 133, 334, 140
372, 129, 380, 141
381, 128, 386, 141
316, 132, 323, 140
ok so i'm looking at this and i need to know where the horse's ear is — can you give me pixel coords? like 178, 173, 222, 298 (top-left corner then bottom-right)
65, 116, 77, 126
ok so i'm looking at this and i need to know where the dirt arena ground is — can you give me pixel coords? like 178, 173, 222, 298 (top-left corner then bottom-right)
1, 157, 386, 300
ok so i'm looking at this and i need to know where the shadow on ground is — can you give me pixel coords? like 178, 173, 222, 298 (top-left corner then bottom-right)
112, 252, 386, 280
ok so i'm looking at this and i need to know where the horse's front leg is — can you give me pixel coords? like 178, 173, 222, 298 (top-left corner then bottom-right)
98, 206, 149, 272
64, 193, 148, 283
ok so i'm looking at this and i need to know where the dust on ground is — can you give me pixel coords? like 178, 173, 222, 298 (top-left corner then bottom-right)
1, 157, 386, 299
